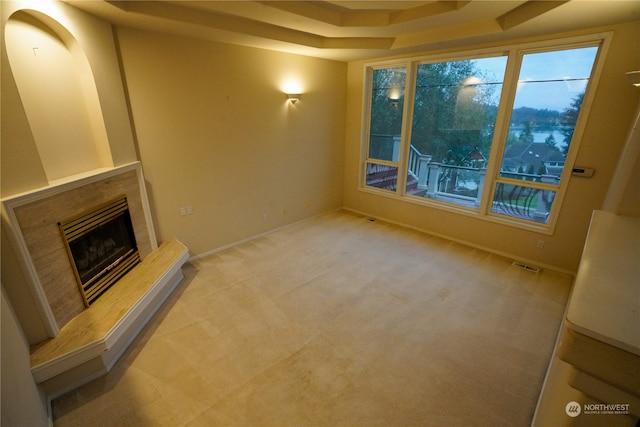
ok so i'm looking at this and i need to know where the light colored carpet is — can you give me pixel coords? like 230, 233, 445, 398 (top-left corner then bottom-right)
52, 210, 572, 426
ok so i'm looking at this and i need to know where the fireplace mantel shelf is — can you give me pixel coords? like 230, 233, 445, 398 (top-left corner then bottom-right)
30, 239, 189, 397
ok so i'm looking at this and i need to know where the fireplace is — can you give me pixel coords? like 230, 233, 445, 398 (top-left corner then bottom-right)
58, 195, 140, 306
3, 163, 189, 398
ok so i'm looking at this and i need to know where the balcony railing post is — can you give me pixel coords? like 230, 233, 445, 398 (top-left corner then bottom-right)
417, 155, 432, 190
392, 135, 401, 162
426, 162, 441, 198
474, 168, 487, 207
533, 175, 557, 221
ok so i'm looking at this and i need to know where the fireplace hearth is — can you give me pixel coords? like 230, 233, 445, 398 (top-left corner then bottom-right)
2, 163, 189, 398
58, 195, 140, 306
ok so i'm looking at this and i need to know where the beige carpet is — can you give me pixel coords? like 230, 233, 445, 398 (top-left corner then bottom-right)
52, 210, 572, 426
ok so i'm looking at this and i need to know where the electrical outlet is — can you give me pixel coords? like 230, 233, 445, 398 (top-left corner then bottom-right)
536, 240, 545, 249
186, 205, 193, 215
179, 207, 186, 216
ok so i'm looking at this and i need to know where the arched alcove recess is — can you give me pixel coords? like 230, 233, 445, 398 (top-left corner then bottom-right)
5, 10, 113, 183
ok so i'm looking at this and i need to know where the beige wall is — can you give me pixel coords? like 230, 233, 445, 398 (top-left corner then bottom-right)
1, 286, 49, 427
603, 100, 640, 216
344, 21, 640, 273
1, 0, 137, 197
116, 28, 346, 256
0, 9, 48, 196
5, 11, 108, 181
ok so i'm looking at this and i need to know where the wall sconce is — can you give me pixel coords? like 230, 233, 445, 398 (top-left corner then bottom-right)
461, 76, 483, 88
387, 87, 401, 106
626, 71, 640, 87
286, 93, 302, 103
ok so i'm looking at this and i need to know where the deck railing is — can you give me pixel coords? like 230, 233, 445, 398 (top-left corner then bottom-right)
408, 145, 557, 223
370, 136, 558, 223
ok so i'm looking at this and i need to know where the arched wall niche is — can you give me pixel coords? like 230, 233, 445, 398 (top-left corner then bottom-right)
5, 9, 113, 183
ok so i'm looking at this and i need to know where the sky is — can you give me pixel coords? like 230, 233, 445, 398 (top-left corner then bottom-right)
475, 46, 599, 111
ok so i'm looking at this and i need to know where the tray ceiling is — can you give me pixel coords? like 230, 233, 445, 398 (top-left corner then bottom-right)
67, 1, 640, 61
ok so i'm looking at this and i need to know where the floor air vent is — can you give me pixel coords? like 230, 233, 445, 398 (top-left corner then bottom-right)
512, 261, 540, 273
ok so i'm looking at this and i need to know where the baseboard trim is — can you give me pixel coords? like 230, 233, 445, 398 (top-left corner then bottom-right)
188, 208, 342, 262
342, 207, 576, 277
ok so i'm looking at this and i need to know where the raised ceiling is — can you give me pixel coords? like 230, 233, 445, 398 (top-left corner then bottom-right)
67, 1, 640, 61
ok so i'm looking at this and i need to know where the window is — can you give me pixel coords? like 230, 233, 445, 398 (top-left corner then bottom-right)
493, 47, 598, 223
365, 66, 406, 191
362, 38, 604, 232
407, 56, 507, 206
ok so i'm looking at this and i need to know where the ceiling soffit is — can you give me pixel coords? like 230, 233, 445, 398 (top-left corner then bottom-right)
67, 1, 640, 61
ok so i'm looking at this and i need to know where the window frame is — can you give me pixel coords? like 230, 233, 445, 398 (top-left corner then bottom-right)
359, 33, 611, 235
362, 63, 412, 193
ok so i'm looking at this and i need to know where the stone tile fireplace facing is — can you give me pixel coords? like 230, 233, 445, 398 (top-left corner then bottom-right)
2, 162, 189, 398
4, 163, 155, 331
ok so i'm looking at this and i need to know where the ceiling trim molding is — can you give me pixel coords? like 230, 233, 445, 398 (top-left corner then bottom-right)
103, 0, 556, 52
64, 1, 640, 61
497, 1, 569, 31
262, 0, 471, 28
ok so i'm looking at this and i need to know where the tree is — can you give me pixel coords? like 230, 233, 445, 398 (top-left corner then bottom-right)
370, 67, 405, 137
409, 60, 499, 166
544, 133, 557, 148
518, 122, 534, 144
368, 67, 407, 161
560, 93, 584, 156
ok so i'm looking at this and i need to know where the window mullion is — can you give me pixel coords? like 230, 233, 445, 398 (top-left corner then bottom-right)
361, 67, 374, 188
397, 61, 416, 196
480, 49, 522, 215
495, 176, 559, 191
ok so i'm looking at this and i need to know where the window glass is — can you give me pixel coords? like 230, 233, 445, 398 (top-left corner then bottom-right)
493, 46, 598, 223
368, 67, 406, 162
406, 57, 507, 208
365, 66, 406, 192
491, 182, 558, 224
499, 47, 598, 182
365, 163, 398, 191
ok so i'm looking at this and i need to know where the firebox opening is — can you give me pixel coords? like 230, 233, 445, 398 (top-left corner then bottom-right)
58, 195, 141, 307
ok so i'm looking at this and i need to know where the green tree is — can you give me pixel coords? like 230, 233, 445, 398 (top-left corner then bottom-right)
544, 133, 557, 148
409, 60, 498, 166
370, 67, 405, 136
368, 67, 407, 160
518, 122, 534, 144
560, 93, 584, 156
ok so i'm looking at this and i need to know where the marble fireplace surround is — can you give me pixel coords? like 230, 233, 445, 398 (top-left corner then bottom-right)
2, 162, 189, 397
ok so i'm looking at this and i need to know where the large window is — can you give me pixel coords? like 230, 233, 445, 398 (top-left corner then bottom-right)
365, 66, 406, 191
492, 47, 598, 223
362, 38, 603, 231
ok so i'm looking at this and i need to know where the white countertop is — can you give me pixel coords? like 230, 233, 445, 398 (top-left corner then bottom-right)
565, 210, 640, 356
